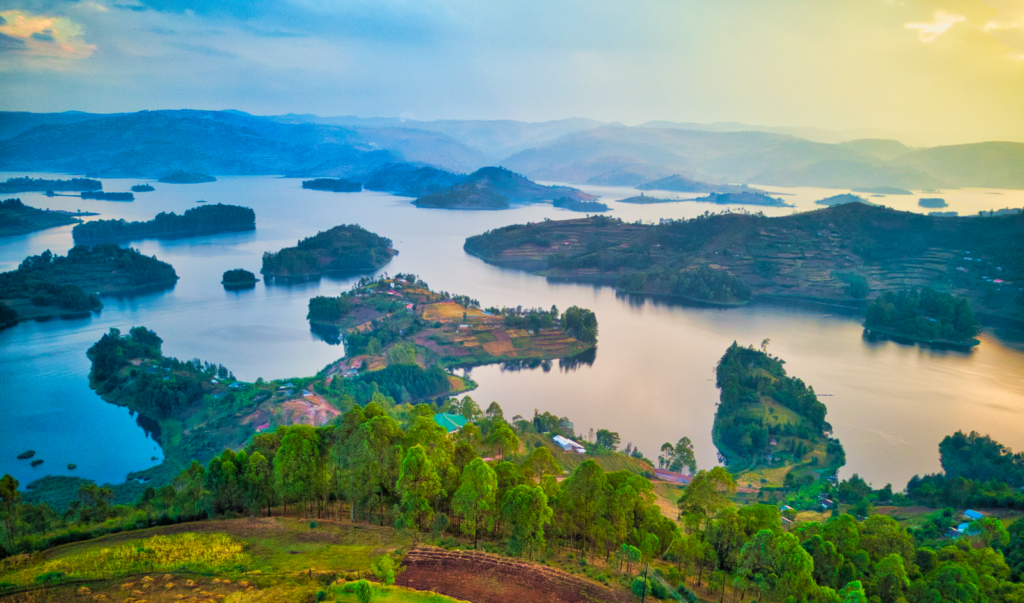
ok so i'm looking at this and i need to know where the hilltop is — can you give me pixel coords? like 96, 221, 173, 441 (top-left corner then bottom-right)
414, 167, 597, 210
261, 224, 395, 280
464, 203, 1024, 316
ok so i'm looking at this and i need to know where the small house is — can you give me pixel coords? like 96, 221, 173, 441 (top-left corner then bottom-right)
654, 468, 691, 484
964, 509, 984, 521
434, 413, 468, 435
553, 435, 586, 454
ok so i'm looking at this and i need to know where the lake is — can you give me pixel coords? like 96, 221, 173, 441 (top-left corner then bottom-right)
2, 174, 1023, 490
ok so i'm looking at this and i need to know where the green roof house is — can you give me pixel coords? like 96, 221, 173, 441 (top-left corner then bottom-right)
434, 413, 468, 435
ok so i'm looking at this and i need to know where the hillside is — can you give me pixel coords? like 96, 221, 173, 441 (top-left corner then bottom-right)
713, 343, 844, 475
464, 203, 1024, 317
72, 204, 255, 244
414, 167, 597, 210
261, 224, 396, 280
892, 141, 1024, 189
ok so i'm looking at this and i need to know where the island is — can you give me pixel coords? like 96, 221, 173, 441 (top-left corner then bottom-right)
0, 198, 96, 237
307, 275, 598, 384
463, 202, 1024, 319
637, 174, 766, 194
131, 184, 155, 192
552, 197, 609, 212
0, 244, 178, 329
814, 194, 874, 206
919, 197, 947, 208
222, 268, 259, 289
689, 191, 792, 207
0, 177, 101, 194
414, 167, 598, 210
158, 171, 216, 184
302, 178, 362, 192
362, 162, 466, 197
851, 186, 912, 195
617, 194, 682, 204
81, 191, 134, 201
864, 287, 980, 347
261, 224, 396, 281
714, 342, 845, 480
72, 204, 256, 245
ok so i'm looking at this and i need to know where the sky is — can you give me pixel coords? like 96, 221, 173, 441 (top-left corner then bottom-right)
0, 0, 1022, 145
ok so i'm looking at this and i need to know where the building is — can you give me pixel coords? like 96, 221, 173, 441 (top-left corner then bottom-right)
964, 509, 985, 521
434, 413, 468, 435
553, 435, 586, 454
654, 468, 691, 484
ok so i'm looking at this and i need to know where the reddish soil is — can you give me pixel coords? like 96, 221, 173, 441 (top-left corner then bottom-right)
397, 547, 629, 603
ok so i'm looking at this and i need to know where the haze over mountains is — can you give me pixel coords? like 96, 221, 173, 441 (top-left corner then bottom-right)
1, 109, 1023, 190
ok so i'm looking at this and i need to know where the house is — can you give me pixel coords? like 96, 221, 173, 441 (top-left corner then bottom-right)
349, 359, 363, 369
255, 422, 270, 433
553, 435, 586, 454
654, 468, 691, 484
434, 413, 468, 435
964, 509, 985, 521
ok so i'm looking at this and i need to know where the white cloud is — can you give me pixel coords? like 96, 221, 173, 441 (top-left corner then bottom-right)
905, 10, 966, 42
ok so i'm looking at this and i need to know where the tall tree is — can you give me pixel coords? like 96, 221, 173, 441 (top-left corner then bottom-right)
452, 458, 498, 547
396, 444, 442, 531
678, 467, 736, 532
502, 484, 553, 559
0, 474, 20, 547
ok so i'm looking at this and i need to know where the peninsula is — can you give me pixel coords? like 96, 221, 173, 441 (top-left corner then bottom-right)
553, 197, 609, 212
72, 204, 256, 245
302, 178, 362, 192
864, 287, 980, 347
464, 202, 1024, 317
714, 342, 845, 478
414, 167, 598, 210
158, 171, 216, 184
0, 177, 101, 194
261, 224, 395, 280
80, 191, 134, 201
0, 198, 95, 237
0, 244, 178, 329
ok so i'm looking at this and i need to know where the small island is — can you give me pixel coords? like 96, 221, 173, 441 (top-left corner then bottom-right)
852, 186, 912, 195
261, 224, 395, 281
81, 191, 135, 201
0, 177, 102, 194
618, 194, 685, 204
690, 191, 793, 207
72, 204, 256, 245
552, 197, 609, 212
302, 178, 362, 192
131, 184, 155, 192
158, 171, 217, 184
222, 268, 259, 289
17, 450, 36, 460
308, 274, 598, 377
864, 287, 980, 347
815, 194, 875, 206
0, 198, 96, 237
713, 342, 845, 479
0, 244, 178, 329
918, 197, 947, 208
414, 166, 598, 210
637, 174, 766, 195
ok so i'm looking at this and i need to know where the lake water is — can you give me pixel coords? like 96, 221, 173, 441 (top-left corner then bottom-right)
2, 174, 1023, 490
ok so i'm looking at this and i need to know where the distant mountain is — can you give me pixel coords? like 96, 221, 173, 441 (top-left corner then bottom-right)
414, 166, 597, 210
891, 142, 1024, 189
838, 139, 912, 161
638, 120, 909, 145
362, 163, 465, 197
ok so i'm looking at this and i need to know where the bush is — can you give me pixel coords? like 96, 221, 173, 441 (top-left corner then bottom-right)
371, 554, 402, 586
354, 579, 373, 603
677, 584, 699, 602
33, 571, 66, 585
631, 576, 653, 597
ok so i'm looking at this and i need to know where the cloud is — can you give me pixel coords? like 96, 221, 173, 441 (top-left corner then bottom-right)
0, 31, 26, 50
906, 10, 966, 41
0, 9, 96, 58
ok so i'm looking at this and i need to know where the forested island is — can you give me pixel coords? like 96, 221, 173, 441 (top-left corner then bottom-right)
222, 268, 258, 288
815, 194, 874, 206
553, 197, 609, 212
158, 171, 216, 184
918, 197, 947, 208
302, 178, 362, 192
261, 224, 395, 280
0, 244, 177, 328
72, 204, 256, 245
620, 191, 791, 207
617, 194, 682, 204
307, 274, 598, 398
0, 177, 101, 193
0, 198, 94, 237
714, 342, 845, 478
80, 191, 134, 201
463, 202, 1024, 317
414, 167, 598, 210
864, 288, 981, 347
130, 184, 155, 192
637, 174, 767, 195
362, 162, 466, 197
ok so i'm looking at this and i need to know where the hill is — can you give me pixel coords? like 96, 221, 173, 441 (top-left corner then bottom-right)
0, 198, 91, 237
72, 204, 256, 245
414, 167, 597, 210
637, 174, 765, 194
362, 163, 466, 197
713, 342, 844, 475
464, 203, 1024, 317
0, 244, 178, 329
891, 141, 1024, 189
837, 138, 912, 160
261, 224, 395, 280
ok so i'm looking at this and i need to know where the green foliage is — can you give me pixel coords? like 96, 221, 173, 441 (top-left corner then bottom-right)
658, 437, 697, 474
0, 300, 17, 327
262, 224, 393, 277
452, 458, 497, 546
222, 268, 257, 285
370, 554, 402, 585
302, 178, 361, 192
501, 485, 552, 559
865, 288, 980, 344
560, 305, 598, 344
354, 578, 373, 603
73, 204, 255, 244
617, 265, 752, 303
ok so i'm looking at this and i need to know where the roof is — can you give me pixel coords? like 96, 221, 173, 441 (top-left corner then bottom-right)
965, 509, 984, 520
553, 435, 585, 449
434, 413, 468, 433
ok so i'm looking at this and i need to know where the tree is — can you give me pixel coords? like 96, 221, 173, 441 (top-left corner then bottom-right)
678, 467, 736, 532
452, 458, 498, 547
396, 445, 442, 531
874, 553, 910, 603
351, 414, 404, 525
839, 581, 868, 603
371, 554, 403, 585
486, 423, 520, 461
557, 460, 608, 558
244, 451, 273, 517
273, 426, 322, 517
596, 429, 620, 451
0, 474, 20, 547
354, 578, 373, 603
502, 485, 553, 559
660, 437, 697, 473
621, 543, 642, 573
521, 446, 561, 482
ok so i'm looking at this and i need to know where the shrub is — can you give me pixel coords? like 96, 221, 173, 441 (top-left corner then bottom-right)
354, 579, 373, 603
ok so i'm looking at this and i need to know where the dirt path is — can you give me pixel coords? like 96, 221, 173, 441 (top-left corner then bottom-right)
398, 546, 629, 603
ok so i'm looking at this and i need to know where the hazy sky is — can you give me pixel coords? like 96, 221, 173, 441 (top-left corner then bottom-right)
1, 0, 1022, 144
